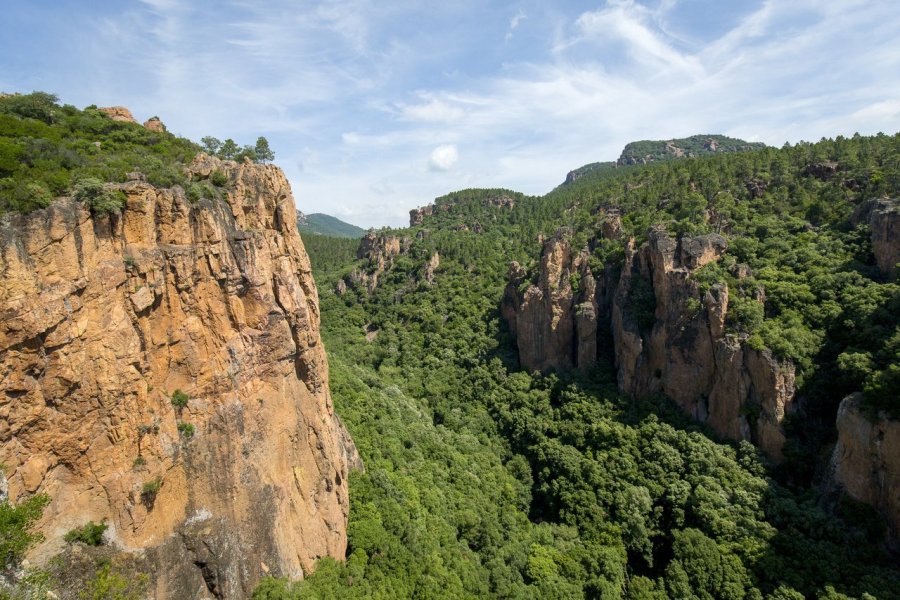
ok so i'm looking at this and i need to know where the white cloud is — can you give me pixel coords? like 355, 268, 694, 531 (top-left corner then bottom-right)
574, 1, 704, 78
429, 145, 459, 171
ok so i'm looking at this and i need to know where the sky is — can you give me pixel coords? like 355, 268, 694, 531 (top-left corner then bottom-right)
1, 1, 899, 228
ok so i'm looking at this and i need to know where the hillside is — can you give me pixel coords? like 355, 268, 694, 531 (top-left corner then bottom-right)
560, 134, 765, 188
296, 210, 365, 238
270, 133, 900, 599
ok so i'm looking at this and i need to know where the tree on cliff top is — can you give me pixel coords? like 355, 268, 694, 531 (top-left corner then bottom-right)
255, 136, 274, 163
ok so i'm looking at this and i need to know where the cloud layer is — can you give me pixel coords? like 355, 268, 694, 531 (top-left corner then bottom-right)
1, 0, 899, 227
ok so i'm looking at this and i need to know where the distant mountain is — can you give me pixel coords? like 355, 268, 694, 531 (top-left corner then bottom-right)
563, 161, 617, 185
562, 134, 766, 187
617, 134, 766, 166
296, 211, 365, 238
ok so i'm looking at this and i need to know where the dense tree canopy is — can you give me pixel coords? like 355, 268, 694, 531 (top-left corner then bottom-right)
258, 133, 900, 598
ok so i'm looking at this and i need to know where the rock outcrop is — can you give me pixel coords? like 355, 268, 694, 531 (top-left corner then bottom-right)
0, 154, 357, 597
99, 106, 138, 123
344, 230, 408, 294
409, 205, 434, 226
851, 198, 899, 278
422, 252, 440, 284
804, 161, 840, 180
504, 224, 796, 460
502, 234, 598, 372
870, 199, 899, 278
832, 394, 900, 543
611, 228, 794, 460
143, 116, 167, 133
487, 195, 515, 209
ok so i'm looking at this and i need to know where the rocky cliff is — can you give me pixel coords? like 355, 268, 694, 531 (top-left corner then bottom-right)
850, 197, 899, 278
612, 228, 794, 460
832, 394, 900, 543
504, 226, 795, 461
0, 154, 357, 598
340, 229, 409, 294
502, 233, 599, 372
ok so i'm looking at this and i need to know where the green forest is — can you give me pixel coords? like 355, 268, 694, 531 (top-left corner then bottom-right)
258, 132, 900, 599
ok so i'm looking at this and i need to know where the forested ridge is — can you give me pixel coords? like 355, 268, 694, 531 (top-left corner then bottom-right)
259, 133, 900, 599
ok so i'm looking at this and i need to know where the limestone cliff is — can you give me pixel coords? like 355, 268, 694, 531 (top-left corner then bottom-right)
0, 154, 357, 598
831, 394, 900, 543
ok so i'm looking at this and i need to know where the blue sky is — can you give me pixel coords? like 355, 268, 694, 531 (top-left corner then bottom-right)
2, 1, 899, 227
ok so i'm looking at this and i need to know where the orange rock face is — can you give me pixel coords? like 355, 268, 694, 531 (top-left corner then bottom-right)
832, 394, 900, 544
503, 234, 599, 373
611, 229, 794, 461
0, 154, 357, 598
143, 116, 167, 133
99, 106, 138, 123
504, 225, 795, 462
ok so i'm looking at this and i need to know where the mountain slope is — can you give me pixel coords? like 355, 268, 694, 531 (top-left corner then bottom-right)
296, 211, 365, 238
617, 134, 766, 165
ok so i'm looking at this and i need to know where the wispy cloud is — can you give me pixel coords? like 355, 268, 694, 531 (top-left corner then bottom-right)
506, 10, 527, 41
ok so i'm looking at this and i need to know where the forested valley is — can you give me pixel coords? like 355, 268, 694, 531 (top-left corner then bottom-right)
261, 133, 900, 599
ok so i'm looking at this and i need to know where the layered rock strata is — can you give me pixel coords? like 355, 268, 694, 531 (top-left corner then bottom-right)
0, 154, 357, 598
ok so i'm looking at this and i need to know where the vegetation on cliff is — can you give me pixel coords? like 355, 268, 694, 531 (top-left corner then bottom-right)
262, 132, 899, 599
0, 92, 201, 213
0, 92, 278, 215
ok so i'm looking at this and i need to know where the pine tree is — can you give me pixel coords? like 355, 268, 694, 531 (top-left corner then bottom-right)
254, 136, 274, 163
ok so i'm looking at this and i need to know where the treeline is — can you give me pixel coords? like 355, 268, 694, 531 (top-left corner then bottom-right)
199, 135, 274, 163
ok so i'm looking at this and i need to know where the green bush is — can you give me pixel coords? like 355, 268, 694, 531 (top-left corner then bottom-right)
177, 422, 195, 439
64, 520, 107, 546
0, 92, 201, 215
140, 478, 162, 507
627, 274, 657, 330
210, 170, 228, 187
0, 494, 50, 567
170, 389, 189, 409
73, 177, 125, 214
82, 562, 148, 600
